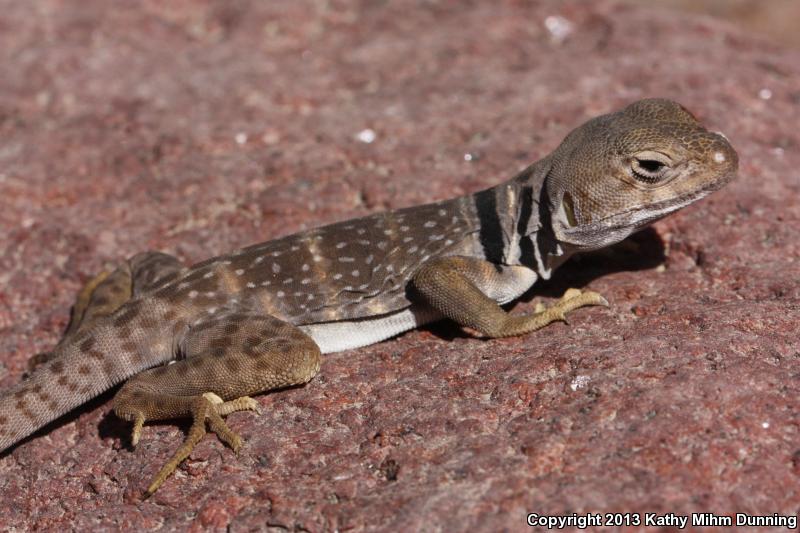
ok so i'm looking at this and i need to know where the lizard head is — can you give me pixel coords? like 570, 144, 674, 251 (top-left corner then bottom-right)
545, 98, 738, 251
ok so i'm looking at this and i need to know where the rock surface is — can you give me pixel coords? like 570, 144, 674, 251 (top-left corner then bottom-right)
0, 0, 798, 531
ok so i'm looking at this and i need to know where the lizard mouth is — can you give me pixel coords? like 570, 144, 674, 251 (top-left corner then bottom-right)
557, 169, 732, 232
555, 167, 737, 249
598, 167, 738, 228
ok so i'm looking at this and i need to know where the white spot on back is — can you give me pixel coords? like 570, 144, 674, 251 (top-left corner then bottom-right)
301, 264, 310, 271
246, 282, 256, 288
301, 278, 311, 284
351, 270, 359, 277
403, 236, 413, 243
424, 221, 436, 228
400, 225, 409, 232
277, 291, 285, 298
339, 257, 355, 263
188, 290, 198, 298
333, 273, 343, 280
235, 269, 245, 276
203, 271, 215, 279
714, 152, 726, 163
272, 263, 281, 273
336, 242, 347, 249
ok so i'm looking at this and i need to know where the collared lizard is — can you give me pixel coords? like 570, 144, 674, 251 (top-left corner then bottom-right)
0, 99, 738, 496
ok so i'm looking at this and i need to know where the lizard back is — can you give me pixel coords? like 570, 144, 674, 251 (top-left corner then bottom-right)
152, 195, 482, 326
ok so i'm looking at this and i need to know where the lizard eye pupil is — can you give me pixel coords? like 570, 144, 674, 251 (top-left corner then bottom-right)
631, 157, 668, 183
638, 159, 663, 173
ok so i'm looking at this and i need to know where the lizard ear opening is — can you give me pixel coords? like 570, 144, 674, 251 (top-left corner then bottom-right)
562, 192, 578, 227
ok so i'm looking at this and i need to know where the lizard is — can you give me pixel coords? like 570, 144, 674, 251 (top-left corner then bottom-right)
0, 98, 738, 496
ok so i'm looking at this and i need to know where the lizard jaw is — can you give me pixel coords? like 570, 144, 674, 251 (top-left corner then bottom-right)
552, 165, 736, 251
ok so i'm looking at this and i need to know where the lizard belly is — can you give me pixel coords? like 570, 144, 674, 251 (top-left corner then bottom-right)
299, 305, 442, 354
300, 265, 538, 354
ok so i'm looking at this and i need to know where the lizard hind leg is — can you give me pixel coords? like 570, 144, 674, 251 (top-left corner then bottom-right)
70, 250, 184, 333
112, 309, 322, 497
28, 251, 183, 373
27, 265, 130, 372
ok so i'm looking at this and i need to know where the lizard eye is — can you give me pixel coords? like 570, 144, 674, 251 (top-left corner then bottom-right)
630, 154, 670, 184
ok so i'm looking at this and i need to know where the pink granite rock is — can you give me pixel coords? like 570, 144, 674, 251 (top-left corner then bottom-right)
0, 0, 798, 530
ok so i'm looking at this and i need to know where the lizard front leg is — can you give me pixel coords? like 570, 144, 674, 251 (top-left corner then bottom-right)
112, 308, 321, 497
412, 256, 607, 338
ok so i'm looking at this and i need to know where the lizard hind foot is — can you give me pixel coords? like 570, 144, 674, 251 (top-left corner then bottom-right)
117, 392, 260, 498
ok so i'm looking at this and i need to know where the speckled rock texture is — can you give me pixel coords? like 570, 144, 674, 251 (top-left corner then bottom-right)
0, 0, 798, 531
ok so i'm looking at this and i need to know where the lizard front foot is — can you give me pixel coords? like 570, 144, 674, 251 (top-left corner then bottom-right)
533, 288, 609, 325
497, 287, 608, 337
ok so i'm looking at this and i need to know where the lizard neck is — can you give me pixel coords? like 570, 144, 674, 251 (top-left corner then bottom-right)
470, 158, 571, 280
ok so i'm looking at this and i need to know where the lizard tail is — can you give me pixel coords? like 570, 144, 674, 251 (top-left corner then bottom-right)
0, 321, 158, 452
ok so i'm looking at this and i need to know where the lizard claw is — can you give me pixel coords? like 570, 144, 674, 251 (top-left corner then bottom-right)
131, 413, 145, 447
